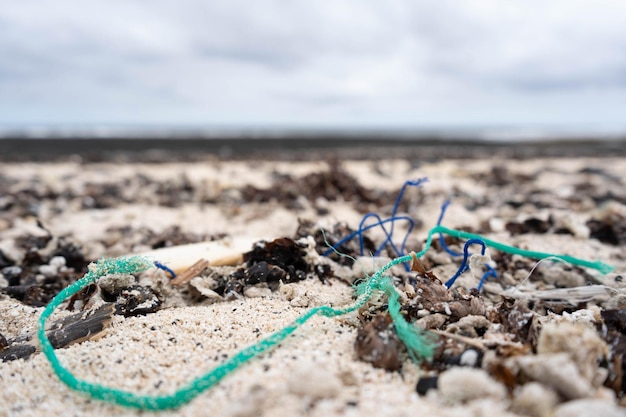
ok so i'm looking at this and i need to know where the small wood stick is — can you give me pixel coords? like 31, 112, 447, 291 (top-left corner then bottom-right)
170, 259, 210, 286
430, 329, 487, 350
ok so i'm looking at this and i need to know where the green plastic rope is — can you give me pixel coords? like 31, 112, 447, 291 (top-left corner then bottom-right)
38, 227, 613, 410
426, 225, 614, 274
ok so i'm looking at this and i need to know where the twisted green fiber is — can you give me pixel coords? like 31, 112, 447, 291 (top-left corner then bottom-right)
426, 225, 614, 274
38, 227, 613, 410
38, 254, 418, 410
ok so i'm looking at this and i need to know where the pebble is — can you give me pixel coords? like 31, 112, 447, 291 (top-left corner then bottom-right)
416, 376, 438, 395
489, 217, 506, 232
516, 353, 593, 400
555, 213, 590, 239
38, 265, 57, 278
511, 382, 559, 417
1, 266, 22, 285
438, 367, 507, 404
459, 349, 481, 367
48, 256, 66, 269
537, 322, 608, 387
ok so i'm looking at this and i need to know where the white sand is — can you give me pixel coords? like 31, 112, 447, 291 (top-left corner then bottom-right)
1, 157, 625, 416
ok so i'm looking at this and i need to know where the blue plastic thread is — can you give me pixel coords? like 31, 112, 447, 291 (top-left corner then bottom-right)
358, 212, 416, 258
322, 215, 415, 257
477, 265, 498, 290
385, 178, 427, 251
437, 199, 461, 256
154, 261, 176, 279
437, 200, 498, 291
444, 238, 487, 288
324, 178, 426, 271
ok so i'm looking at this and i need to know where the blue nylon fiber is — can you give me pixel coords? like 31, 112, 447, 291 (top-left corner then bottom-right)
444, 238, 487, 288
324, 178, 426, 271
154, 261, 176, 278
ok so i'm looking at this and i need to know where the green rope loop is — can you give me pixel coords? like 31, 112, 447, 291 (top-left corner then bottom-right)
38, 227, 613, 410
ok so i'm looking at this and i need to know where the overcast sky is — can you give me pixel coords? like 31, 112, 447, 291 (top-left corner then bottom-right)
1, 1, 625, 132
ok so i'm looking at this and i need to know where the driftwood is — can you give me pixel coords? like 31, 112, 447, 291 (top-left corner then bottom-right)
0, 303, 115, 362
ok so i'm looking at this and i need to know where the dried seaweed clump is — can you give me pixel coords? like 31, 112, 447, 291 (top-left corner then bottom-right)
228, 237, 325, 292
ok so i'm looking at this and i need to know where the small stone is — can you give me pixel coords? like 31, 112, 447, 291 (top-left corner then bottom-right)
416, 376, 438, 395
555, 214, 590, 239
438, 367, 507, 404
537, 322, 608, 387
279, 282, 302, 301
2, 266, 22, 286
459, 349, 482, 367
48, 256, 66, 269
517, 353, 593, 400
511, 382, 559, 417
38, 264, 58, 278
489, 217, 506, 233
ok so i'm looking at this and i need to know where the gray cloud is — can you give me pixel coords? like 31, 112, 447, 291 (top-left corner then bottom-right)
0, 0, 625, 128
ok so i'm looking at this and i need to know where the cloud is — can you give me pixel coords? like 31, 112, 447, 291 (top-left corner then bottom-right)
0, 0, 625, 128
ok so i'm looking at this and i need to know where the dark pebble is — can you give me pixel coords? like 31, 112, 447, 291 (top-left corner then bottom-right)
444, 348, 484, 368
0, 250, 13, 269
1, 266, 23, 286
602, 309, 626, 334
416, 376, 439, 395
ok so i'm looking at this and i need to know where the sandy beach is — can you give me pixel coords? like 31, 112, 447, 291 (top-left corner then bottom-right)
1, 152, 625, 417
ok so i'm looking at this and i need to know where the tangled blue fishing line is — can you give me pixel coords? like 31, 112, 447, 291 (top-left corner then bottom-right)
325, 181, 497, 290
323, 178, 427, 270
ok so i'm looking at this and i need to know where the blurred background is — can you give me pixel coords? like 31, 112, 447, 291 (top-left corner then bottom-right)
1, 0, 625, 157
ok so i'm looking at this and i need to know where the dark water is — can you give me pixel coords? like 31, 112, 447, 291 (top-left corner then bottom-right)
0, 135, 624, 162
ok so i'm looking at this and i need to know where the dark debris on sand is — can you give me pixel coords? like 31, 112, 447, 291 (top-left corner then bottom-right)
2, 157, 626, 414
